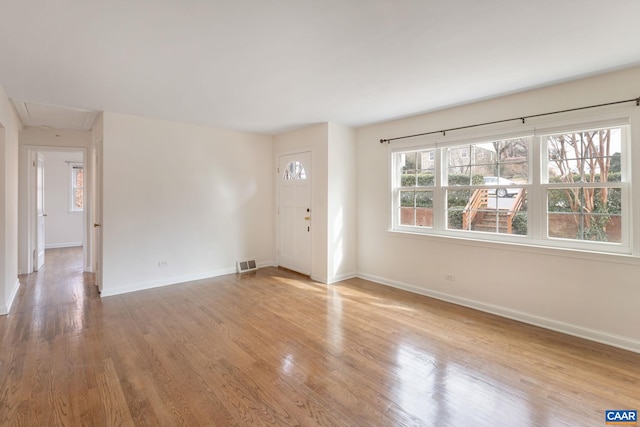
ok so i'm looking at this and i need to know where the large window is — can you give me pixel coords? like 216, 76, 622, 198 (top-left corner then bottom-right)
391, 122, 630, 254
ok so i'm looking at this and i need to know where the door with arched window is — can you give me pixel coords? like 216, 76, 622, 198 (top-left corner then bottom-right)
277, 152, 311, 275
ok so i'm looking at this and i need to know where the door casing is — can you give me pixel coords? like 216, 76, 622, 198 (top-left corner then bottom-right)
20, 146, 93, 275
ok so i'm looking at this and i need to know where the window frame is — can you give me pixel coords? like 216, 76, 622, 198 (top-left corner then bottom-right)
389, 114, 633, 256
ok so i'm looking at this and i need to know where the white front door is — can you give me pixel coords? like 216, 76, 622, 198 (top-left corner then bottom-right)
35, 152, 46, 271
278, 152, 312, 275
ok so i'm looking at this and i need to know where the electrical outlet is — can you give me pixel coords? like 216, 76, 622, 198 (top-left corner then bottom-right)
158, 261, 168, 267
445, 274, 455, 282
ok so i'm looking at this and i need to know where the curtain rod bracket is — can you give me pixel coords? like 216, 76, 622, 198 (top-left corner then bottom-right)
636, 97, 640, 106
521, 118, 525, 124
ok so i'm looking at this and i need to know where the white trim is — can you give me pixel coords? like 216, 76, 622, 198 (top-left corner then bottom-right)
0, 280, 21, 315
45, 242, 82, 249
100, 260, 276, 297
311, 273, 328, 284
100, 269, 235, 297
327, 272, 357, 284
357, 272, 640, 354
20, 145, 90, 274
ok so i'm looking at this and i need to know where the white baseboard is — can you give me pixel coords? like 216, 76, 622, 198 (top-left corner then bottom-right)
357, 272, 640, 354
100, 260, 277, 297
0, 279, 21, 315
258, 260, 277, 269
327, 272, 357, 284
45, 242, 82, 249
100, 267, 237, 297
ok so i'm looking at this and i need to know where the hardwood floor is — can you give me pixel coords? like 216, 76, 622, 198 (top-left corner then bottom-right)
1, 248, 638, 426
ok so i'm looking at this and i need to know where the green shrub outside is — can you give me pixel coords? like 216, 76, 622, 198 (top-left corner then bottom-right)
447, 210, 463, 229
547, 172, 622, 214
512, 212, 527, 235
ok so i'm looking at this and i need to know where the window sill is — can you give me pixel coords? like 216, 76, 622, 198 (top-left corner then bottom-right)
387, 228, 639, 266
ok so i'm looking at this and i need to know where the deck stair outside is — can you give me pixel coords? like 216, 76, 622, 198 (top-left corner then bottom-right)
463, 187, 525, 234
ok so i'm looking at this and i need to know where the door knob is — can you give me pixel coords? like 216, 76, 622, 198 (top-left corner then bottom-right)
43, 213, 48, 217
94, 223, 102, 227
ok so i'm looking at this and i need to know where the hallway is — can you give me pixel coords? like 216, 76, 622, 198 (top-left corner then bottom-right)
0, 247, 103, 425
14, 247, 96, 329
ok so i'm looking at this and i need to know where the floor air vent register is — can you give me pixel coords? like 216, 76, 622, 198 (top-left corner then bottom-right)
236, 259, 258, 273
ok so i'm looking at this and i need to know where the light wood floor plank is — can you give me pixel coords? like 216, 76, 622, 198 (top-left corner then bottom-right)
1, 247, 638, 426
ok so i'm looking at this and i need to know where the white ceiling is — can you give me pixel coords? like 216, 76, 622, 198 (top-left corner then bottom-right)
1, 0, 639, 134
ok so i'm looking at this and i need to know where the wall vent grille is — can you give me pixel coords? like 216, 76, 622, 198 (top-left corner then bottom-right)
236, 259, 258, 273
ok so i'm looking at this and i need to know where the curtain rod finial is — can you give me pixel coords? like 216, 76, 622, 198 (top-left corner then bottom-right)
380, 139, 388, 144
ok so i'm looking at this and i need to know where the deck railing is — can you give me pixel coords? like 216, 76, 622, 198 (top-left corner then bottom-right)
506, 189, 526, 234
462, 188, 488, 230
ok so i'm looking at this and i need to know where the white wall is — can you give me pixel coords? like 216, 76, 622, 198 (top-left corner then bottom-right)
0, 85, 21, 314
100, 112, 274, 296
356, 66, 640, 352
20, 127, 92, 148
42, 151, 83, 248
327, 123, 357, 283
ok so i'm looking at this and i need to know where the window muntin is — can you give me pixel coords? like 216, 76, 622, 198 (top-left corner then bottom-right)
397, 150, 435, 228
391, 123, 629, 254
442, 138, 529, 236
547, 187, 622, 243
544, 127, 624, 244
446, 138, 529, 186
546, 128, 621, 183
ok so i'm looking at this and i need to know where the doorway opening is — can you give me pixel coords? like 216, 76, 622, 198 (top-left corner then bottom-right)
20, 146, 92, 277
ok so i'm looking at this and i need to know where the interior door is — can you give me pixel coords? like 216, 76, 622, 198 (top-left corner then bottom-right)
278, 152, 312, 275
35, 152, 46, 271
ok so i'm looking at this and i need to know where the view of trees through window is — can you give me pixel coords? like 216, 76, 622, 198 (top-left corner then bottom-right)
546, 128, 622, 242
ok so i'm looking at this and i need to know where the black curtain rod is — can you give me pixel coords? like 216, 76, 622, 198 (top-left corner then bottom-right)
379, 96, 640, 144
